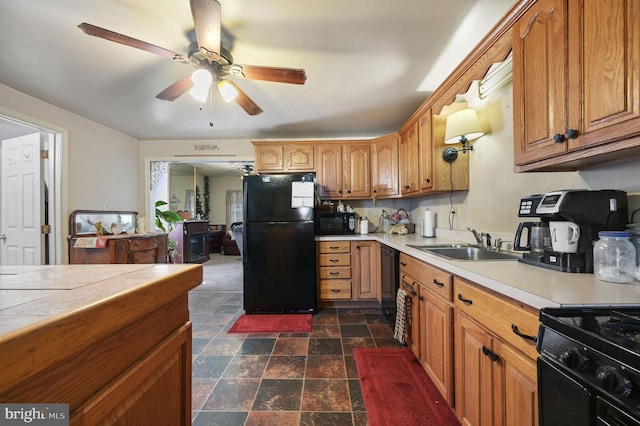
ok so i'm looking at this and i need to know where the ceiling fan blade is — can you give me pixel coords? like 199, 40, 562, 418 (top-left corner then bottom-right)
190, 0, 221, 62
156, 77, 194, 101
224, 81, 263, 116
78, 23, 188, 63
230, 65, 307, 85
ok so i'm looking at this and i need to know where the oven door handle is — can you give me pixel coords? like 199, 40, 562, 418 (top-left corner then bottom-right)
511, 324, 538, 342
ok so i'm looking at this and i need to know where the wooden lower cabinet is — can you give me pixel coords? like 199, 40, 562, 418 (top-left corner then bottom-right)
454, 277, 539, 426
420, 285, 454, 405
352, 240, 380, 300
318, 241, 352, 300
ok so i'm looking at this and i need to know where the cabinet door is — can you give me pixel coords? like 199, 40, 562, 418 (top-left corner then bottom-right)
284, 144, 315, 171
343, 143, 371, 199
352, 241, 379, 300
399, 122, 420, 195
418, 109, 433, 191
315, 144, 343, 199
371, 134, 399, 198
513, 0, 569, 165
496, 341, 538, 426
400, 273, 420, 358
420, 286, 454, 404
254, 144, 284, 172
455, 311, 496, 426
567, 0, 640, 151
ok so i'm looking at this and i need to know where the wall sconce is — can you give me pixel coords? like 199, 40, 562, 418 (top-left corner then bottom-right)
442, 108, 485, 162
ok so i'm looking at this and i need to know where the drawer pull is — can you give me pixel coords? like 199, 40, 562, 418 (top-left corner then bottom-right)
329, 259, 339, 263
482, 345, 499, 362
329, 272, 340, 276
433, 279, 445, 288
330, 289, 341, 293
400, 261, 407, 267
511, 324, 538, 343
329, 246, 339, 249
457, 293, 473, 306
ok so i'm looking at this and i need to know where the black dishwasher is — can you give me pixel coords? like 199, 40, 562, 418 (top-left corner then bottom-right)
380, 244, 399, 322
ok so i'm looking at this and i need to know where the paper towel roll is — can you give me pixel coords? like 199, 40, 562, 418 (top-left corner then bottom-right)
424, 210, 435, 237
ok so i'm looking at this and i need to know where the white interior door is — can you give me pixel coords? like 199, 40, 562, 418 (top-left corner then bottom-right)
1, 133, 43, 265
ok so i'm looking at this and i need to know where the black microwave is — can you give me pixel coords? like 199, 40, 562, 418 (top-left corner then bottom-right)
315, 212, 356, 235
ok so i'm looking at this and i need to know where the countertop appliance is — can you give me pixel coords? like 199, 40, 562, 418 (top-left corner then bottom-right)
537, 306, 640, 425
518, 189, 628, 273
243, 173, 317, 314
315, 211, 356, 235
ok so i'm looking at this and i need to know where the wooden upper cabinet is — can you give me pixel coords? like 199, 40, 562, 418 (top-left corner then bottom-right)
399, 121, 420, 195
254, 144, 285, 172
343, 143, 371, 199
372, 133, 400, 198
316, 142, 370, 199
513, 0, 640, 170
284, 144, 315, 171
418, 109, 433, 191
315, 143, 344, 199
253, 143, 314, 173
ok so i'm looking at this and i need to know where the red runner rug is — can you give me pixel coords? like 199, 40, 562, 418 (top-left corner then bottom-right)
354, 347, 460, 426
227, 314, 312, 333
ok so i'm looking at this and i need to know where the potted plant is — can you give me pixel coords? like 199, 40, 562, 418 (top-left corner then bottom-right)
155, 200, 182, 261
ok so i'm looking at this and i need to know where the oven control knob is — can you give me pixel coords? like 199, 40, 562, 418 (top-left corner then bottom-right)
596, 366, 632, 397
559, 347, 588, 371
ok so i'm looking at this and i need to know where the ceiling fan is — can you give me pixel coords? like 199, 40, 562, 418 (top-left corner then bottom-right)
78, 0, 307, 116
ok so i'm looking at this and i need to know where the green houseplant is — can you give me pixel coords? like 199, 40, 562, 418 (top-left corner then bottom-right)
155, 200, 183, 261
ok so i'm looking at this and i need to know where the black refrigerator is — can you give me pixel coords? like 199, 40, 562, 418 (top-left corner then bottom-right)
242, 173, 317, 314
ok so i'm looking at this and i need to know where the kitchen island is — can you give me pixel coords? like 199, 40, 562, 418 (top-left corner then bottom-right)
0, 263, 202, 425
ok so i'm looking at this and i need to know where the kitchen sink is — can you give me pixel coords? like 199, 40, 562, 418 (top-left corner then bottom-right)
408, 244, 520, 261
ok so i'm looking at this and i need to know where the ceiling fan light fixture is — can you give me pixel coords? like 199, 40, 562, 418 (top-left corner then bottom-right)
189, 68, 213, 102
218, 80, 238, 103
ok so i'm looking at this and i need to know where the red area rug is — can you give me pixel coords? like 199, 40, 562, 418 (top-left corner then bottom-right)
227, 314, 312, 333
354, 347, 460, 426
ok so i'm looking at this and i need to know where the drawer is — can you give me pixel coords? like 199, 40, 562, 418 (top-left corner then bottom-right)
319, 280, 352, 299
454, 277, 539, 360
319, 253, 351, 267
319, 266, 351, 279
399, 253, 452, 301
318, 241, 351, 254
130, 248, 159, 264
129, 237, 158, 251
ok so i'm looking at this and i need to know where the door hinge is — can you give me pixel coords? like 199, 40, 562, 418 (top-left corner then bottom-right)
41, 224, 51, 234
40, 150, 49, 159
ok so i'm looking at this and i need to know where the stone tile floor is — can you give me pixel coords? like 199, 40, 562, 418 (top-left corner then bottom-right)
189, 289, 402, 425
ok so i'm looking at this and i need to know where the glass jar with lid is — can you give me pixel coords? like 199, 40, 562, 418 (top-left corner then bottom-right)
593, 231, 637, 283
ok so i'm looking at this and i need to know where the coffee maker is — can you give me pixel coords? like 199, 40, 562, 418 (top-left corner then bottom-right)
517, 189, 628, 273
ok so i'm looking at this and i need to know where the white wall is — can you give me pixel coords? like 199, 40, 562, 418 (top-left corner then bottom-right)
0, 83, 140, 261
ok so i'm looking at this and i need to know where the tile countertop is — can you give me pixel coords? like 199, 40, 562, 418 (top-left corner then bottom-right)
316, 233, 640, 310
0, 264, 203, 336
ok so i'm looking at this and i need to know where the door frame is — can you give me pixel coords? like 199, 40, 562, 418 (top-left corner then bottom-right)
0, 111, 64, 265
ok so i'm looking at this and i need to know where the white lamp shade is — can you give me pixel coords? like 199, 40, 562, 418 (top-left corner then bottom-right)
444, 108, 484, 145
189, 69, 213, 103
218, 80, 239, 103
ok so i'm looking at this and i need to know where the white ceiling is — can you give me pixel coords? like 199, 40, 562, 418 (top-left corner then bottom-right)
0, 0, 514, 142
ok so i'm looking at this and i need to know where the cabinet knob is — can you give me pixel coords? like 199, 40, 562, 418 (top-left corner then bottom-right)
565, 129, 578, 139
553, 133, 566, 143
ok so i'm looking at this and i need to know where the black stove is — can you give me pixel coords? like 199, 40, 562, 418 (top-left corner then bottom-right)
538, 306, 640, 425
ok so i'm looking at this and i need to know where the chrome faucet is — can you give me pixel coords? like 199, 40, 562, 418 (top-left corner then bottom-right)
481, 233, 492, 248
466, 227, 483, 246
